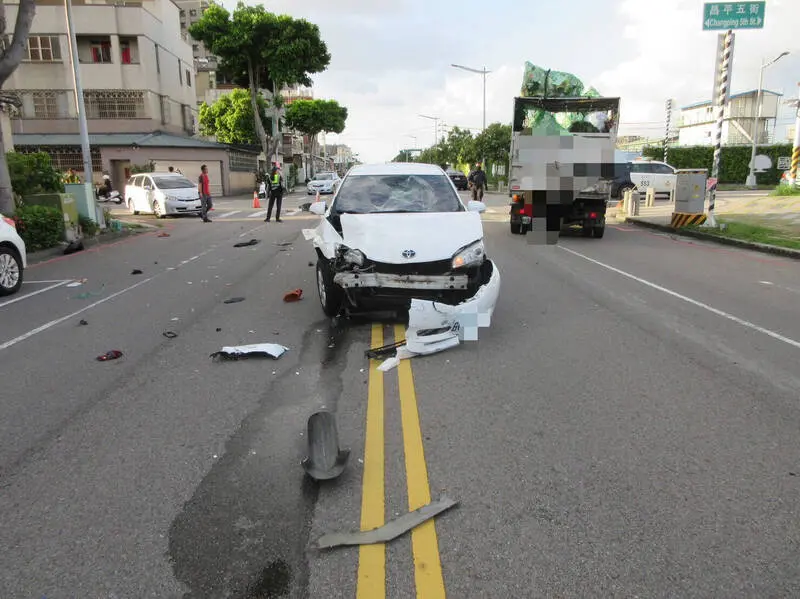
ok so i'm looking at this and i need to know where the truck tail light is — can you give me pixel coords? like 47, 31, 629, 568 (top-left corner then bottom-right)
589, 212, 598, 219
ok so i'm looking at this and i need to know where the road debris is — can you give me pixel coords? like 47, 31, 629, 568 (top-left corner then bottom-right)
283, 289, 303, 302
233, 239, 260, 248
312, 496, 458, 550
96, 350, 123, 362
223, 297, 245, 304
131, 269, 143, 275
275, 241, 293, 247
210, 343, 289, 361
302, 411, 350, 481
63, 240, 84, 255
157, 232, 171, 238
162, 331, 178, 339
66, 278, 88, 288
78, 319, 88, 326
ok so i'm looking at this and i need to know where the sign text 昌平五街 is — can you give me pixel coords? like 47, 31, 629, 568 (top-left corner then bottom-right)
777, 157, 791, 171
703, 2, 765, 30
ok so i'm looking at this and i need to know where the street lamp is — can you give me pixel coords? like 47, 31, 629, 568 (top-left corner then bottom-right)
746, 51, 790, 188
452, 63, 491, 166
418, 114, 439, 146
405, 134, 417, 161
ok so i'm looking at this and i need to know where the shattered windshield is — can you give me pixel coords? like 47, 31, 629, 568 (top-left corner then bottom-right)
332, 174, 463, 214
153, 176, 195, 189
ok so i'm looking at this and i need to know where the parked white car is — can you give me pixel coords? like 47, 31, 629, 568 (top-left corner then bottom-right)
0, 213, 27, 296
629, 159, 676, 196
304, 163, 500, 330
125, 172, 202, 218
307, 172, 341, 195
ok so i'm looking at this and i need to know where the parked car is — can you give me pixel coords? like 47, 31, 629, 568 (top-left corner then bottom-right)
0, 213, 27, 296
445, 168, 469, 190
610, 162, 636, 200
307, 172, 341, 195
305, 162, 501, 319
629, 159, 676, 196
125, 173, 202, 218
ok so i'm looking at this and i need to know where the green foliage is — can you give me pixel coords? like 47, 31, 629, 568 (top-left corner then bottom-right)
288, 163, 298, 187
642, 144, 792, 185
130, 161, 155, 174
407, 124, 512, 178
7, 152, 65, 198
79, 215, 99, 237
13, 204, 65, 251
284, 99, 348, 137
771, 183, 800, 196
189, 2, 330, 91
475, 123, 512, 167
199, 89, 272, 144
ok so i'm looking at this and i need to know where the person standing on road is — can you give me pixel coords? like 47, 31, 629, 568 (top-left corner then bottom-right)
265, 165, 284, 223
468, 163, 487, 202
198, 164, 213, 223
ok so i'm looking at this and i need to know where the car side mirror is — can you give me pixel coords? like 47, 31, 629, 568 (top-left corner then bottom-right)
309, 201, 326, 216
467, 200, 486, 213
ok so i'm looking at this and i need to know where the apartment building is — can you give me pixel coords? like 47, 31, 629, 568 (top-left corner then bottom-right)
678, 89, 783, 146
6, 0, 259, 195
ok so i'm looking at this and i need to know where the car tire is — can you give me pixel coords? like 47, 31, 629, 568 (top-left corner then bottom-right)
316, 259, 344, 317
0, 245, 24, 296
510, 221, 521, 235
128, 199, 139, 215
593, 225, 605, 239
153, 200, 165, 219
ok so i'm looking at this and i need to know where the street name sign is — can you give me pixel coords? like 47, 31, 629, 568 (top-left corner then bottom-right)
703, 2, 765, 30
777, 157, 791, 170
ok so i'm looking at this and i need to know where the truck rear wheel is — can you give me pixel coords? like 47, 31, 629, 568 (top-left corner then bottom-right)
510, 221, 521, 235
593, 225, 605, 239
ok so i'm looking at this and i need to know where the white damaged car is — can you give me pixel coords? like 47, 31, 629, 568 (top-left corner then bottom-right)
304, 163, 500, 336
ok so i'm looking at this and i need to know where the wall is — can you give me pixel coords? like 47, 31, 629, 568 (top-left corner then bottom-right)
228, 171, 256, 195
1, 108, 14, 151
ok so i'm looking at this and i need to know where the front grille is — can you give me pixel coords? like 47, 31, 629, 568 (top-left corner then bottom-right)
368, 259, 453, 276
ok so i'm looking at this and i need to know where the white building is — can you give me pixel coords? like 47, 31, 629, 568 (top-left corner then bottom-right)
678, 89, 782, 146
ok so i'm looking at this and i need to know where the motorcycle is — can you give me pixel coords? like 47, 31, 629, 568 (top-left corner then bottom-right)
96, 188, 123, 204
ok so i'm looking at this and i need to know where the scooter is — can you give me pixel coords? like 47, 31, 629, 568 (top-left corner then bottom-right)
96, 188, 123, 204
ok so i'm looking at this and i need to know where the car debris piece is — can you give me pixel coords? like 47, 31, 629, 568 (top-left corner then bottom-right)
131, 269, 143, 275
157, 232, 171, 238
96, 350, 123, 362
64, 240, 84, 255
283, 289, 303, 302
210, 343, 288, 361
377, 356, 400, 372
312, 495, 458, 550
78, 319, 88, 326
163, 331, 178, 339
233, 239, 260, 248
223, 297, 245, 304
364, 340, 406, 360
302, 411, 350, 481
275, 241, 293, 247
66, 278, 88, 288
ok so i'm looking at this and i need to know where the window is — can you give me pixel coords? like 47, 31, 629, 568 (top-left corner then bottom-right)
190, 9, 197, 16
84, 90, 146, 119
90, 40, 112, 63
332, 174, 463, 214
153, 176, 195, 189
31, 91, 62, 118
26, 36, 61, 61
192, 44, 199, 53
120, 42, 132, 64
186, 70, 191, 86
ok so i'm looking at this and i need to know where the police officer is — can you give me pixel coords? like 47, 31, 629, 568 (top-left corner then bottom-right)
265, 164, 284, 222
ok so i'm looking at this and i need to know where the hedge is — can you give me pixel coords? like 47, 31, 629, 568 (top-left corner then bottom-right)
642, 144, 792, 185
13, 205, 65, 251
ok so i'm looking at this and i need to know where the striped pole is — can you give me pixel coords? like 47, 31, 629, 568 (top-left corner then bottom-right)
664, 99, 672, 164
790, 83, 800, 186
707, 29, 733, 228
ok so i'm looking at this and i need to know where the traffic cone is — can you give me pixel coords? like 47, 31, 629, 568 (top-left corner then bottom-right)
253, 190, 261, 209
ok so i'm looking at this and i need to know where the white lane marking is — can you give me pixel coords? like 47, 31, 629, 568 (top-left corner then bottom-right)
0, 247, 214, 351
248, 210, 267, 218
238, 223, 266, 238
0, 281, 69, 309
759, 280, 800, 295
560, 246, 800, 351
217, 211, 241, 218
22, 279, 71, 284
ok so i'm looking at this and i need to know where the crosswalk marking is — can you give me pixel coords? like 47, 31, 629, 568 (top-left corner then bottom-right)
216, 210, 241, 218
248, 210, 267, 218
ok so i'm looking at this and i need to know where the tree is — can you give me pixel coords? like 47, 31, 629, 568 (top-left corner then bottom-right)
0, 0, 37, 215
198, 88, 272, 145
189, 2, 330, 162
474, 123, 512, 169
284, 99, 348, 176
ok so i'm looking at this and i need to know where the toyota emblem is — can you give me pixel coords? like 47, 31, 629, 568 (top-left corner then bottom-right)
401, 249, 416, 259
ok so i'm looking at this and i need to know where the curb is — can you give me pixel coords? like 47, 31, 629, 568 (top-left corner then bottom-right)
625, 218, 800, 261
26, 228, 148, 265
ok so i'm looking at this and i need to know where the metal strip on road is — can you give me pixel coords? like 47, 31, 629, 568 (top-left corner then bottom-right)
394, 324, 447, 598
560, 246, 800, 350
357, 324, 387, 599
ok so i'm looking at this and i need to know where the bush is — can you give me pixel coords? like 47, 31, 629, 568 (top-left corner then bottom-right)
79, 215, 99, 236
13, 205, 65, 251
7, 151, 65, 199
642, 144, 792, 185
771, 183, 800, 196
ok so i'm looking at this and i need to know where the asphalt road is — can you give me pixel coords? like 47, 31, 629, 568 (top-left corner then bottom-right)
1, 193, 799, 598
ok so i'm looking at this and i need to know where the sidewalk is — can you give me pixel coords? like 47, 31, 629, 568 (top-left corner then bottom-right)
618, 196, 800, 260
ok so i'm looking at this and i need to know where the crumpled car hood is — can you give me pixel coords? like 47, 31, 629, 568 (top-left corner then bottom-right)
339, 212, 483, 264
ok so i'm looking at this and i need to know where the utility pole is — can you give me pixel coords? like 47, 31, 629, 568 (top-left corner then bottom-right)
418, 114, 439, 147
451, 64, 491, 167
65, 0, 102, 227
706, 29, 734, 228
790, 83, 800, 186
663, 99, 672, 164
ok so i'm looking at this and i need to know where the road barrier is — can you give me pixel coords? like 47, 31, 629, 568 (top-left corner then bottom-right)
670, 212, 707, 228
645, 188, 656, 208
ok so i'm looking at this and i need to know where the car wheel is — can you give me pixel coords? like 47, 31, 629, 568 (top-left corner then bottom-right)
316, 259, 344, 317
0, 246, 23, 296
128, 199, 139, 215
153, 200, 165, 219
510, 221, 521, 235
593, 225, 605, 239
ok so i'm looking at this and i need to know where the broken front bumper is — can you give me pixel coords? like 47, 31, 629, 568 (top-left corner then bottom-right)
333, 271, 469, 291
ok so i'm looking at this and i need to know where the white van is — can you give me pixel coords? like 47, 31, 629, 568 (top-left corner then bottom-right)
629, 160, 677, 196
125, 173, 202, 218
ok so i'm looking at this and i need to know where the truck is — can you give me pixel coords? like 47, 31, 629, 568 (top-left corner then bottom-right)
508, 95, 624, 240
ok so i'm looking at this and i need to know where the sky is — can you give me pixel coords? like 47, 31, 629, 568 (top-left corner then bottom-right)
231, 0, 799, 163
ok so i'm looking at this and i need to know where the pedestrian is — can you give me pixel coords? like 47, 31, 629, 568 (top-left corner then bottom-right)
468, 162, 487, 202
197, 164, 213, 223
265, 164, 284, 223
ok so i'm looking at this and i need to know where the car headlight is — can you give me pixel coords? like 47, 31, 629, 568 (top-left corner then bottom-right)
451, 240, 484, 269
337, 245, 365, 266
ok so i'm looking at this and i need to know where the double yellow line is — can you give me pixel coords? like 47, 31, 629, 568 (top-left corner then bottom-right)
357, 324, 446, 598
